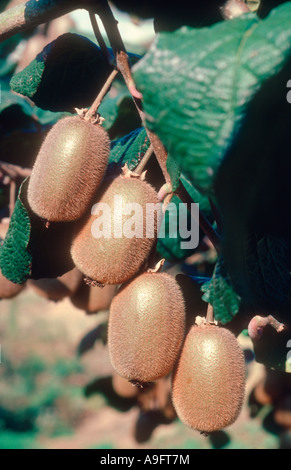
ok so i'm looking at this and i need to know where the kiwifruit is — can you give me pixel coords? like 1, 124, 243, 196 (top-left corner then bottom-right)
172, 322, 246, 433
71, 172, 160, 285
27, 115, 110, 222
70, 281, 117, 313
28, 267, 82, 302
108, 271, 185, 384
0, 269, 25, 299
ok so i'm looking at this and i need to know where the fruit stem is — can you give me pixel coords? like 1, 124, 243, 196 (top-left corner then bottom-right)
9, 180, 16, 218
134, 145, 154, 176
87, 68, 119, 118
206, 303, 215, 323
248, 314, 285, 341
88, 10, 112, 65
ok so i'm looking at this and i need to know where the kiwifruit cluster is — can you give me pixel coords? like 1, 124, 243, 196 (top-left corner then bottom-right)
108, 271, 186, 384
172, 321, 246, 433
71, 173, 159, 285
27, 115, 110, 222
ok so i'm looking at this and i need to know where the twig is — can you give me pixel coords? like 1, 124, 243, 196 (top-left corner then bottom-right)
9, 180, 16, 217
248, 314, 285, 341
134, 145, 154, 176
206, 303, 215, 323
0, 0, 79, 43
0, 161, 31, 179
87, 68, 119, 118
0, 0, 108, 43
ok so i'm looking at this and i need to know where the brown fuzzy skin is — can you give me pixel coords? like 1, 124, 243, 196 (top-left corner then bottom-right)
28, 267, 82, 302
71, 281, 117, 313
108, 272, 186, 383
0, 270, 25, 299
172, 323, 246, 433
27, 116, 110, 222
71, 175, 159, 285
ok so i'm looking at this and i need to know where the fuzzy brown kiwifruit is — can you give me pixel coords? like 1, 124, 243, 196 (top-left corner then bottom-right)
108, 271, 186, 383
70, 281, 117, 313
28, 267, 82, 302
27, 115, 110, 222
0, 269, 25, 299
71, 172, 160, 285
172, 322, 246, 433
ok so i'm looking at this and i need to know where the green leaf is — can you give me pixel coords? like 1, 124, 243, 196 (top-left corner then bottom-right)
108, 127, 150, 172
10, 33, 114, 112
201, 256, 242, 324
0, 179, 75, 284
0, 180, 31, 284
133, 3, 291, 193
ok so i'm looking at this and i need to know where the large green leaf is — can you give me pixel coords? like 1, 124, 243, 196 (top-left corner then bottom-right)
133, 3, 291, 193
10, 33, 114, 112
